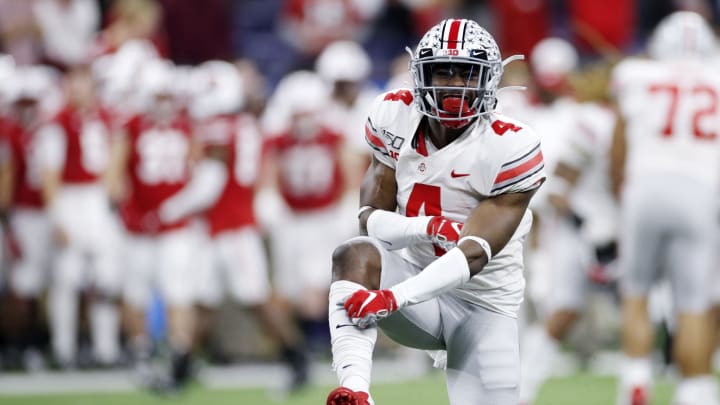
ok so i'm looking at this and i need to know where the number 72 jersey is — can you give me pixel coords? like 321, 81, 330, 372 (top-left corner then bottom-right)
364, 89, 546, 315
612, 58, 720, 190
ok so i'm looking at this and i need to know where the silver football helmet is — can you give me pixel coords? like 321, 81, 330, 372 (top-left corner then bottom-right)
409, 19, 516, 128
648, 11, 717, 61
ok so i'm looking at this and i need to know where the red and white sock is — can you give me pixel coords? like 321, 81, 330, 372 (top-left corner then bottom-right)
616, 356, 652, 405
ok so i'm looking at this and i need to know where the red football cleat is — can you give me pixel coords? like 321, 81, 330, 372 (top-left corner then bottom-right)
631, 386, 647, 405
326, 387, 371, 405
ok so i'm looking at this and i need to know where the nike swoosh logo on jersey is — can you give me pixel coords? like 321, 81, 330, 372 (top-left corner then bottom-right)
335, 324, 355, 329
357, 291, 377, 314
450, 170, 470, 178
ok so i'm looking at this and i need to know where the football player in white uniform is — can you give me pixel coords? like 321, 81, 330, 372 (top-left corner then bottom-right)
611, 11, 720, 405
518, 63, 620, 404
316, 40, 379, 190
325, 19, 545, 405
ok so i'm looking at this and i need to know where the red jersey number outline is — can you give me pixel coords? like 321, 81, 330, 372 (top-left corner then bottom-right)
383, 90, 413, 106
649, 83, 718, 140
491, 119, 522, 136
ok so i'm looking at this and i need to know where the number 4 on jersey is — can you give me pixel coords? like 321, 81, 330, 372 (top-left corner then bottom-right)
406, 183, 445, 256
491, 119, 522, 135
383, 90, 413, 106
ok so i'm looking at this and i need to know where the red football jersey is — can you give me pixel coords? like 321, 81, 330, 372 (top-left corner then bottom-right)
53, 105, 114, 184
7, 119, 44, 209
265, 125, 345, 212
120, 114, 192, 234
198, 114, 260, 236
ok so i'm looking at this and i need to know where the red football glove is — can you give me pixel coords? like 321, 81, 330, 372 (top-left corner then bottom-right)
427, 216, 463, 252
342, 289, 398, 329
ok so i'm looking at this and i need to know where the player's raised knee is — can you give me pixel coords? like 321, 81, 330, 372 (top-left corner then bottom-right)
331, 239, 381, 285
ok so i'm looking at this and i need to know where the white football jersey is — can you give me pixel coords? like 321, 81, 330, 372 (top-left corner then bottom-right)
561, 102, 619, 244
612, 57, 720, 191
323, 86, 380, 153
365, 89, 546, 316
517, 97, 579, 215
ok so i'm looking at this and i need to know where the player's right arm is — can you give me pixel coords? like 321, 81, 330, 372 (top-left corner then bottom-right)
357, 155, 397, 235
0, 130, 15, 213
609, 114, 626, 200
104, 127, 130, 205
157, 142, 228, 223
608, 60, 634, 200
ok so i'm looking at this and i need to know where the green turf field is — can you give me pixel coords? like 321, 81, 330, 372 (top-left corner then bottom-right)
0, 372, 674, 405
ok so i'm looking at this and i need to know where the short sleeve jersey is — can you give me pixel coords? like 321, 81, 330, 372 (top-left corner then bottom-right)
7, 120, 45, 209
560, 102, 619, 244
120, 114, 192, 234
365, 89, 546, 316
197, 114, 261, 236
265, 124, 345, 212
46, 105, 114, 184
612, 57, 720, 190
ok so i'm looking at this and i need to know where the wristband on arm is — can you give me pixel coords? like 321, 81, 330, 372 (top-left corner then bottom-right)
458, 236, 492, 261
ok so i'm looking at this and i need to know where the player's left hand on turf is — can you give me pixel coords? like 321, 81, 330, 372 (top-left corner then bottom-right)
341, 289, 398, 329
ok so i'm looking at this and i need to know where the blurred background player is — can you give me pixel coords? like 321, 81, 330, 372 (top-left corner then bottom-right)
158, 60, 309, 391
0, 65, 61, 370
261, 70, 357, 355
32, 0, 101, 71
107, 58, 199, 392
38, 63, 122, 368
611, 11, 720, 405
519, 61, 620, 405
498, 37, 580, 329
315, 40, 378, 191
0, 54, 15, 295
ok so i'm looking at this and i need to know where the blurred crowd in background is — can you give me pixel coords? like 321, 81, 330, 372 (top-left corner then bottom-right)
0, 0, 719, 397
